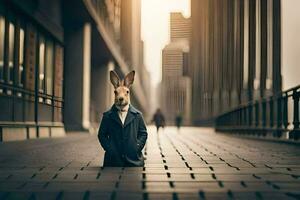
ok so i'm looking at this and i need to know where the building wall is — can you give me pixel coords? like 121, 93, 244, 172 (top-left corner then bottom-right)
0, 0, 64, 141
161, 77, 191, 125
162, 48, 184, 77
120, 0, 142, 71
139, 40, 152, 119
281, 0, 300, 90
0, 0, 151, 140
63, 0, 150, 132
90, 62, 115, 133
120, 0, 150, 116
35, 0, 62, 26
190, 0, 281, 124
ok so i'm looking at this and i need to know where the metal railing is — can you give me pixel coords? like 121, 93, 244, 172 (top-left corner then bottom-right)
215, 85, 300, 140
0, 82, 64, 123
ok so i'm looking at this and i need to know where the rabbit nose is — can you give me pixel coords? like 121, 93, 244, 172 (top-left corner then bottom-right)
119, 97, 124, 101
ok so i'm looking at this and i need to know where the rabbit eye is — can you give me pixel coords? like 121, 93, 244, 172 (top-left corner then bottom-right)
126, 90, 129, 94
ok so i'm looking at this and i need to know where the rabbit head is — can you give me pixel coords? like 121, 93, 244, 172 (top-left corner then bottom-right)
110, 70, 135, 110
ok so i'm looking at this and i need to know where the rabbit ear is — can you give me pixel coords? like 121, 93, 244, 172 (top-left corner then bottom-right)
124, 70, 135, 88
110, 70, 120, 89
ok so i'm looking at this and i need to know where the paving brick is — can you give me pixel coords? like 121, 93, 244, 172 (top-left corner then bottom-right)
27, 192, 59, 200
89, 192, 111, 200
120, 174, 144, 181
145, 193, 171, 200
145, 174, 169, 181
114, 192, 143, 200
193, 174, 216, 181
0, 181, 25, 190
214, 174, 258, 181
32, 172, 57, 181
62, 191, 87, 200
3, 191, 32, 199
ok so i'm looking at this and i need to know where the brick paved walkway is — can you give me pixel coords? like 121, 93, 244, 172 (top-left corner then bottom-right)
0, 126, 299, 200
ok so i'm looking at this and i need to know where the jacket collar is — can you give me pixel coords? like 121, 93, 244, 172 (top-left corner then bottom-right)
120, 104, 129, 112
109, 104, 138, 127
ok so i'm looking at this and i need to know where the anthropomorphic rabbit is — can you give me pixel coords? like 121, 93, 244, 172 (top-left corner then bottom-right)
98, 70, 148, 167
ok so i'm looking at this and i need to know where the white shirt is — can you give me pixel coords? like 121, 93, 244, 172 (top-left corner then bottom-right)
118, 104, 129, 125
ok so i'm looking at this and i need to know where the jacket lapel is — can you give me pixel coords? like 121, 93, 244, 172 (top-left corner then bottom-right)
108, 104, 138, 128
109, 105, 123, 127
124, 105, 138, 127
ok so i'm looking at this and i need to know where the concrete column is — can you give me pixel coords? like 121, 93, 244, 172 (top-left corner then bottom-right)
254, 0, 261, 98
64, 22, 91, 132
243, 0, 249, 91
272, 0, 281, 93
266, 0, 273, 91
82, 23, 91, 130
222, 0, 229, 111
106, 61, 115, 107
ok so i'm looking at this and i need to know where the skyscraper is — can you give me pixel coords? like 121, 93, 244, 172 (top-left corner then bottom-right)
170, 12, 191, 42
161, 13, 191, 125
190, 0, 281, 125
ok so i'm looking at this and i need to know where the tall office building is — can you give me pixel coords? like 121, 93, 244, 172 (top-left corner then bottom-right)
162, 41, 189, 77
190, 0, 282, 125
161, 13, 191, 125
170, 12, 191, 42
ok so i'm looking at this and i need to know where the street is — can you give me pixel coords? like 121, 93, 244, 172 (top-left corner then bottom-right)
0, 127, 299, 200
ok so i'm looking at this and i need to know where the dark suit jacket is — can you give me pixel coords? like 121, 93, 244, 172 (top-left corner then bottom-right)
98, 104, 148, 167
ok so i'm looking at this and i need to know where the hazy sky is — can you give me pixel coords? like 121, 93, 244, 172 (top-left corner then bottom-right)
141, 0, 190, 86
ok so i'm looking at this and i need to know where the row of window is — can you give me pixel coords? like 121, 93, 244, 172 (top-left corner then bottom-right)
0, 12, 57, 96
0, 15, 24, 86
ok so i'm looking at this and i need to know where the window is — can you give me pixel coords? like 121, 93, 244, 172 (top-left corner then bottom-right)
8, 22, 15, 84
39, 36, 45, 92
18, 27, 25, 86
55, 45, 63, 98
0, 16, 4, 81
45, 40, 53, 95
39, 34, 57, 101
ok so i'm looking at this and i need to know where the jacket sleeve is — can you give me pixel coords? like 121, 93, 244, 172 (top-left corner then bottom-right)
98, 114, 110, 151
137, 114, 148, 151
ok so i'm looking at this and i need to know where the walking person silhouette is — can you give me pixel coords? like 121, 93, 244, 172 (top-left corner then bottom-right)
175, 112, 183, 133
151, 108, 165, 133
